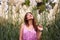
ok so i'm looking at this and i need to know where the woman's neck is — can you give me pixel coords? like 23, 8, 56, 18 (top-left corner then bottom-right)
28, 20, 33, 25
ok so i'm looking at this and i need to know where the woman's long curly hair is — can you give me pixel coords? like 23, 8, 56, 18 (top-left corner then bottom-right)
24, 12, 38, 32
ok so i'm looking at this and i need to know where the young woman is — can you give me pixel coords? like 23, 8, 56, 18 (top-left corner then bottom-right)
19, 12, 43, 40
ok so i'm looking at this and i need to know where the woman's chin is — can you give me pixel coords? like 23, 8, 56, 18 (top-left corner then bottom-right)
28, 18, 33, 20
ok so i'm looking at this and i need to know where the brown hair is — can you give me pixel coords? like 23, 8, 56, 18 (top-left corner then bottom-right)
24, 12, 38, 32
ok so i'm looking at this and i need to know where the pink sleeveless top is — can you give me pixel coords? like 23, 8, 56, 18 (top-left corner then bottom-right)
22, 25, 37, 40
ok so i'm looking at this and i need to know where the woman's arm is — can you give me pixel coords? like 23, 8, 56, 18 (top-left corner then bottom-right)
19, 24, 24, 40
37, 25, 43, 40
37, 31, 42, 40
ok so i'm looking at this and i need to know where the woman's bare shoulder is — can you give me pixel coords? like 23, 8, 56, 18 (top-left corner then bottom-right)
21, 23, 26, 28
21, 23, 26, 26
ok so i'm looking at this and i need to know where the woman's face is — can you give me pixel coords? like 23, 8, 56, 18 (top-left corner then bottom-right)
26, 13, 33, 20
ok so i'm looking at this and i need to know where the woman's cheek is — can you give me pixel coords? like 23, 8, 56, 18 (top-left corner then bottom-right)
27, 16, 30, 20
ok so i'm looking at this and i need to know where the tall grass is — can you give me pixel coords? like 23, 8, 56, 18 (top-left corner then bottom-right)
0, 17, 20, 40
42, 11, 60, 40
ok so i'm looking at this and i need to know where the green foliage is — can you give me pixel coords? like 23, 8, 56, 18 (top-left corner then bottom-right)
36, 0, 47, 13
50, 2, 55, 8
0, 17, 20, 40
24, 0, 30, 6
37, 4, 46, 13
42, 12, 60, 40
32, 6, 38, 25
43, 0, 48, 4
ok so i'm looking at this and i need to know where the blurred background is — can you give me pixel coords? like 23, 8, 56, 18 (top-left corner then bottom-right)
0, 0, 60, 40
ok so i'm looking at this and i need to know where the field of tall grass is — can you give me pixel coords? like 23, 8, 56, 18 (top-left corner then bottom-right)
0, 11, 60, 40
0, 0, 60, 40
0, 17, 20, 40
